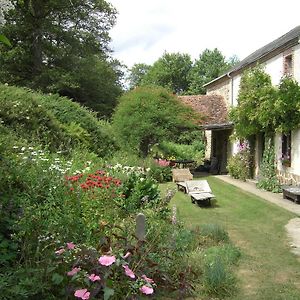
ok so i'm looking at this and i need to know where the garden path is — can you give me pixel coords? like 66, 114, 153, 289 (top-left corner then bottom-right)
215, 175, 300, 215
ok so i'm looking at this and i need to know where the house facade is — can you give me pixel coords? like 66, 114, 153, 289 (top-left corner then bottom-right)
204, 25, 300, 184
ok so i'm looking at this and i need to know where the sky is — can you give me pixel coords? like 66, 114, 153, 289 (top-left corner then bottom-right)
108, 0, 300, 69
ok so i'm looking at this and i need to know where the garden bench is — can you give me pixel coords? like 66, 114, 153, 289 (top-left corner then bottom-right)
185, 180, 215, 206
282, 186, 300, 204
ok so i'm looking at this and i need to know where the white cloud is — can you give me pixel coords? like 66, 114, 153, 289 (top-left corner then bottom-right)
109, 0, 300, 68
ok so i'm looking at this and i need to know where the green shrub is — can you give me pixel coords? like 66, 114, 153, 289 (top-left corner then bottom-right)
148, 163, 172, 183
0, 84, 118, 157
227, 142, 251, 181
153, 140, 204, 165
203, 256, 236, 296
39, 91, 119, 157
257, 139, 281, 192
204, 244, 241, 266
112, 86, 198, 156
200, 224, 229, 243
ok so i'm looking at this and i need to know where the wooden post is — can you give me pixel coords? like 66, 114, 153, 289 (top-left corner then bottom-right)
136, 213, 146, 241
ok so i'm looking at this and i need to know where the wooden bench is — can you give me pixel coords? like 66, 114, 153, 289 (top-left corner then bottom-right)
283, 186, 300, 204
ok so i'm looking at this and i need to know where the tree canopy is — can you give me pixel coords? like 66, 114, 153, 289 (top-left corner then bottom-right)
112, 86, 200, 156
127, 49, 238, 95
187, 48, 237, 95
0, 0, 123, 117
141, 52, 193, 94
127, 63, 151, 90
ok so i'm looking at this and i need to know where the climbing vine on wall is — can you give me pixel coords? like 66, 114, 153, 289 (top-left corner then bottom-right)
229, 66, 277, 138
229, 66, 300, 138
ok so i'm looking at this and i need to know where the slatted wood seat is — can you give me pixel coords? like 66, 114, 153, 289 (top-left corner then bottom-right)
172, 168, 193, 183
185, 180, 215, 206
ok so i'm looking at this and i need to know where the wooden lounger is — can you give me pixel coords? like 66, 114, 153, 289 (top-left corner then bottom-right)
185, 180, 215, 206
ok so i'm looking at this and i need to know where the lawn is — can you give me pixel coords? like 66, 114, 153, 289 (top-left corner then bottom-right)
161, 176, 300, 299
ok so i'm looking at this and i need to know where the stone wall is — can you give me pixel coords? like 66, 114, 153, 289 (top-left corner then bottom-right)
206, 80, 231, 107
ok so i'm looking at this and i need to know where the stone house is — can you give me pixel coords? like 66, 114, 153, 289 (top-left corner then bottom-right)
178, 94, 233, 174
203, 25, 300, 184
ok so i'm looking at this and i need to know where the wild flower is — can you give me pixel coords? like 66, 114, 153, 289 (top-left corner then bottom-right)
123, 265, 135, 279
55, 248, 65, 255
172, 206, 177, 225
141, 274, 155, 284
140, 285, 154, 295
67, 242, 75, 250
88, 273, 101, 282
74, 289, 90, 300
67, 267, 81, 276
98, 255, 116, 266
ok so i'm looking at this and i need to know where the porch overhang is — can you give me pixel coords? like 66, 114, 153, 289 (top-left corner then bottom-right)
200, 122, 234, 131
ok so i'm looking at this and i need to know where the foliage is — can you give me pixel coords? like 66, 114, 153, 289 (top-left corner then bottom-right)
141, 52, 193, 93
275, 76, 300, 133
257, 138, 282, 193
0, 84, 118, 157
0, 33, 11, 46
128, 63, 151, 89
229, 67, 300, 139
153, 141, 205, 165
203, 256, 236, 296
0, 0, 123, 117
0, 139, 203, 298
187, 48, 237, 95
229, 66, 277, 138
227, 141, 252, 181
199, 223, 229, 243
148, 164, 172, 183
129, 49, 238, 95
112, 86, 199, 156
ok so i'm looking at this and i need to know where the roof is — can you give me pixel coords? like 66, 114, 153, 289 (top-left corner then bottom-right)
204, 25, 300, 88
178, 95, 230, 128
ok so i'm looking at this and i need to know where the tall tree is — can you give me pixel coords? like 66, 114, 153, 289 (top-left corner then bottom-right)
0, 0, 122, 117
187, 48, 236, 95
141, 52, 192, 94
127, 63, 151, 90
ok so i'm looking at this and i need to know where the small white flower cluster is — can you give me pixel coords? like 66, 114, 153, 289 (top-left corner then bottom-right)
13, 145, 73, 174
49, 158, 73, 174
72, 161, 93, 175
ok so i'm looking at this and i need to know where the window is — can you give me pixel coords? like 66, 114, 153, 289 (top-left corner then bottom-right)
283, 54, 293, 76
282, 131, 291, 167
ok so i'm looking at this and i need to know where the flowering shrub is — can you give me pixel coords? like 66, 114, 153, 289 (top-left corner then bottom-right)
54, 241, 156, 299
257, 140, 281, 193
227, 141, 252, 181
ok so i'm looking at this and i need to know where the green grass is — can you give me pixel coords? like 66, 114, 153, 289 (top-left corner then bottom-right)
161, 177, 300, 299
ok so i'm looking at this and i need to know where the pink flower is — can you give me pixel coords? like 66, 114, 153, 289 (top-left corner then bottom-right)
140, 285, 154, 295
74, 288, 90, 300
123, 252, 131, 259
98, 255, 116, 266
122, 265, 135, 279
67, 242, 75, 250
88, 273, 101, 282
67, 267, 81, 276
141, 274, 155, 284
55, 248, 65, 255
